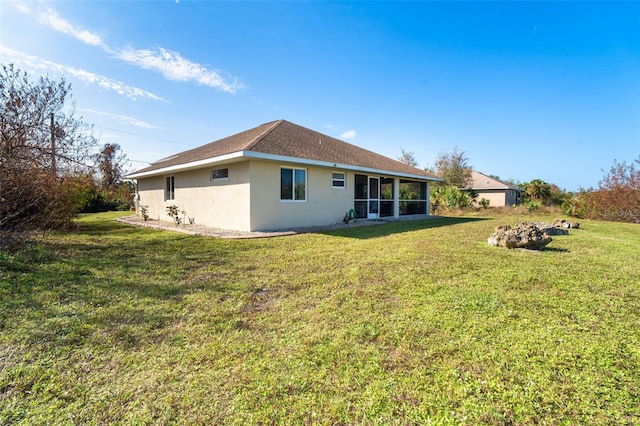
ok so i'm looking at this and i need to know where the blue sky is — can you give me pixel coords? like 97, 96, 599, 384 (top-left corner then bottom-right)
1, 1, 638, 191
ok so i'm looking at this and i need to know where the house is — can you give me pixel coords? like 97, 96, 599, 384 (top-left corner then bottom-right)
467, 170, 521, 207
127, 119, 443, 231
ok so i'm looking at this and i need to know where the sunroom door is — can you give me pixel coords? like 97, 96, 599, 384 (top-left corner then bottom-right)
368, 177, 380, 219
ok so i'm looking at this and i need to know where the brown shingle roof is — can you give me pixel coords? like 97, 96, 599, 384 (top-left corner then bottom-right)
129, 119, 441, 180
468, 170, 521, 190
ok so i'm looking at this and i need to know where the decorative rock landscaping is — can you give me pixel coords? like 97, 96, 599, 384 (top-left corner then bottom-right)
487, 219, 579, 250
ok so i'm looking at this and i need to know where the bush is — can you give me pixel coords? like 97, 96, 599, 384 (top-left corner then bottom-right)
569, 157, 640, 223
431, 186, 473, 210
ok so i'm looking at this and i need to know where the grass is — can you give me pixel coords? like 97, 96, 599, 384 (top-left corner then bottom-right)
1, 211, 639, 425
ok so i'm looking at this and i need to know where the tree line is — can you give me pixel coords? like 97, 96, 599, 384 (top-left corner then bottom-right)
1, 65, 131, 244
398, 148, 639, 223
1, 63, 637, 247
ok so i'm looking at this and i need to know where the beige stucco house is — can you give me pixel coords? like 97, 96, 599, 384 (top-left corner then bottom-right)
467, 170, 521, 207
127, 120, 442, 231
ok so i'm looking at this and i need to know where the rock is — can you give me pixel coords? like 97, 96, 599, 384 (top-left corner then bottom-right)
488, 222, 553, 250
553, 219, 580, 229
539, 224, 569, 236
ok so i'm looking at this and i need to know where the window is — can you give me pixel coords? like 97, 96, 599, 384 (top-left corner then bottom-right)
332, 172, 345, 188
212, 168, 229, 180
399, 180, 427, 215
281, 167, 306, 201
380, 177, 394, 217
354, 174, 368, 199
165, 176, 175, 201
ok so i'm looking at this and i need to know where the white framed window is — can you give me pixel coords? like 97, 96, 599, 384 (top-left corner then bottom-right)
332, 172, 345, 188
165, 176, 175, 201
280, 167, 306, 201
212, 168, 229, 180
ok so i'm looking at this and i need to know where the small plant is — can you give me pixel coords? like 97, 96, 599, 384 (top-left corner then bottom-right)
166, 205, 182, 226
343, 209, 358, 224
188, 217, 195, 225
524, 199, 541, 212
140, 206, 149, 221
343, 211, 351, 224
480, 198, 490, 209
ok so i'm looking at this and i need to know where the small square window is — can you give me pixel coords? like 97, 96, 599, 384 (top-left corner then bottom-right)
332, 172, 345, 188
212, 168, 229, 180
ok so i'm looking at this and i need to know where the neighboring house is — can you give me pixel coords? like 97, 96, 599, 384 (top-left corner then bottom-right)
467, 170, 521, 207
127, 119, 443, 232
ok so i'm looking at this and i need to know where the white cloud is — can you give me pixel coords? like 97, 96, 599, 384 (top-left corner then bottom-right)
42, 8, 104, 47
340, 129, 357, 140
10, 2, 245, 93
0, 46, 165, 102
12, 0, 31, 14
79, 108, 160, 129
14, 1, 107, 48
115, 47, 245, 93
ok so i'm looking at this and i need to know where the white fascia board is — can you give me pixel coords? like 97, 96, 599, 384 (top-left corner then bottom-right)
126, 151, 245, 179
126, 150, 444, 182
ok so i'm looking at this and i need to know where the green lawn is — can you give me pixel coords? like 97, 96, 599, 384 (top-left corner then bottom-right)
1, 212, 639, 425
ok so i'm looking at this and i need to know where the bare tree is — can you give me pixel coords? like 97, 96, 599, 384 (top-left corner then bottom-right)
96, 143, 129, 190
398, 149, 419, 167
1, 64, 97, 241
576, 157, 640, 222
433, 147, 472, 188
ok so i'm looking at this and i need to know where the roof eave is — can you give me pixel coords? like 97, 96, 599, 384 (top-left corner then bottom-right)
126, 150, 443, 182
126, 151, 245, 179
471, 186, 521, 191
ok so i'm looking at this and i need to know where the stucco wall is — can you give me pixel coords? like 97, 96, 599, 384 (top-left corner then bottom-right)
136, 161, 252, 231
136, 175, 165, 221
475, 191, 506, 208
248, 161, 354, 231
475, 190, 519, 208
136, 159, 434, 232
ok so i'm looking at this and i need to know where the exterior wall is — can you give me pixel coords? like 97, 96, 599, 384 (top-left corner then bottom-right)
248, 160, 354, 231
475, 190, 506, 208
137, 161, 252, 231
137, 159, 436, 232
136, 175, 166, 220
475, 189, 520, 207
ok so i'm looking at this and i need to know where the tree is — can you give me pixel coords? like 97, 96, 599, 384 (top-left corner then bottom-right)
1, 64, 97, 241
571, 157, 640, 222
80, 143, 133, 213
433, 147, 472, 188
398, 149, 419, 167
431, 185, 473, 209
524, 179, 552, 204
96, 143, 128, 189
